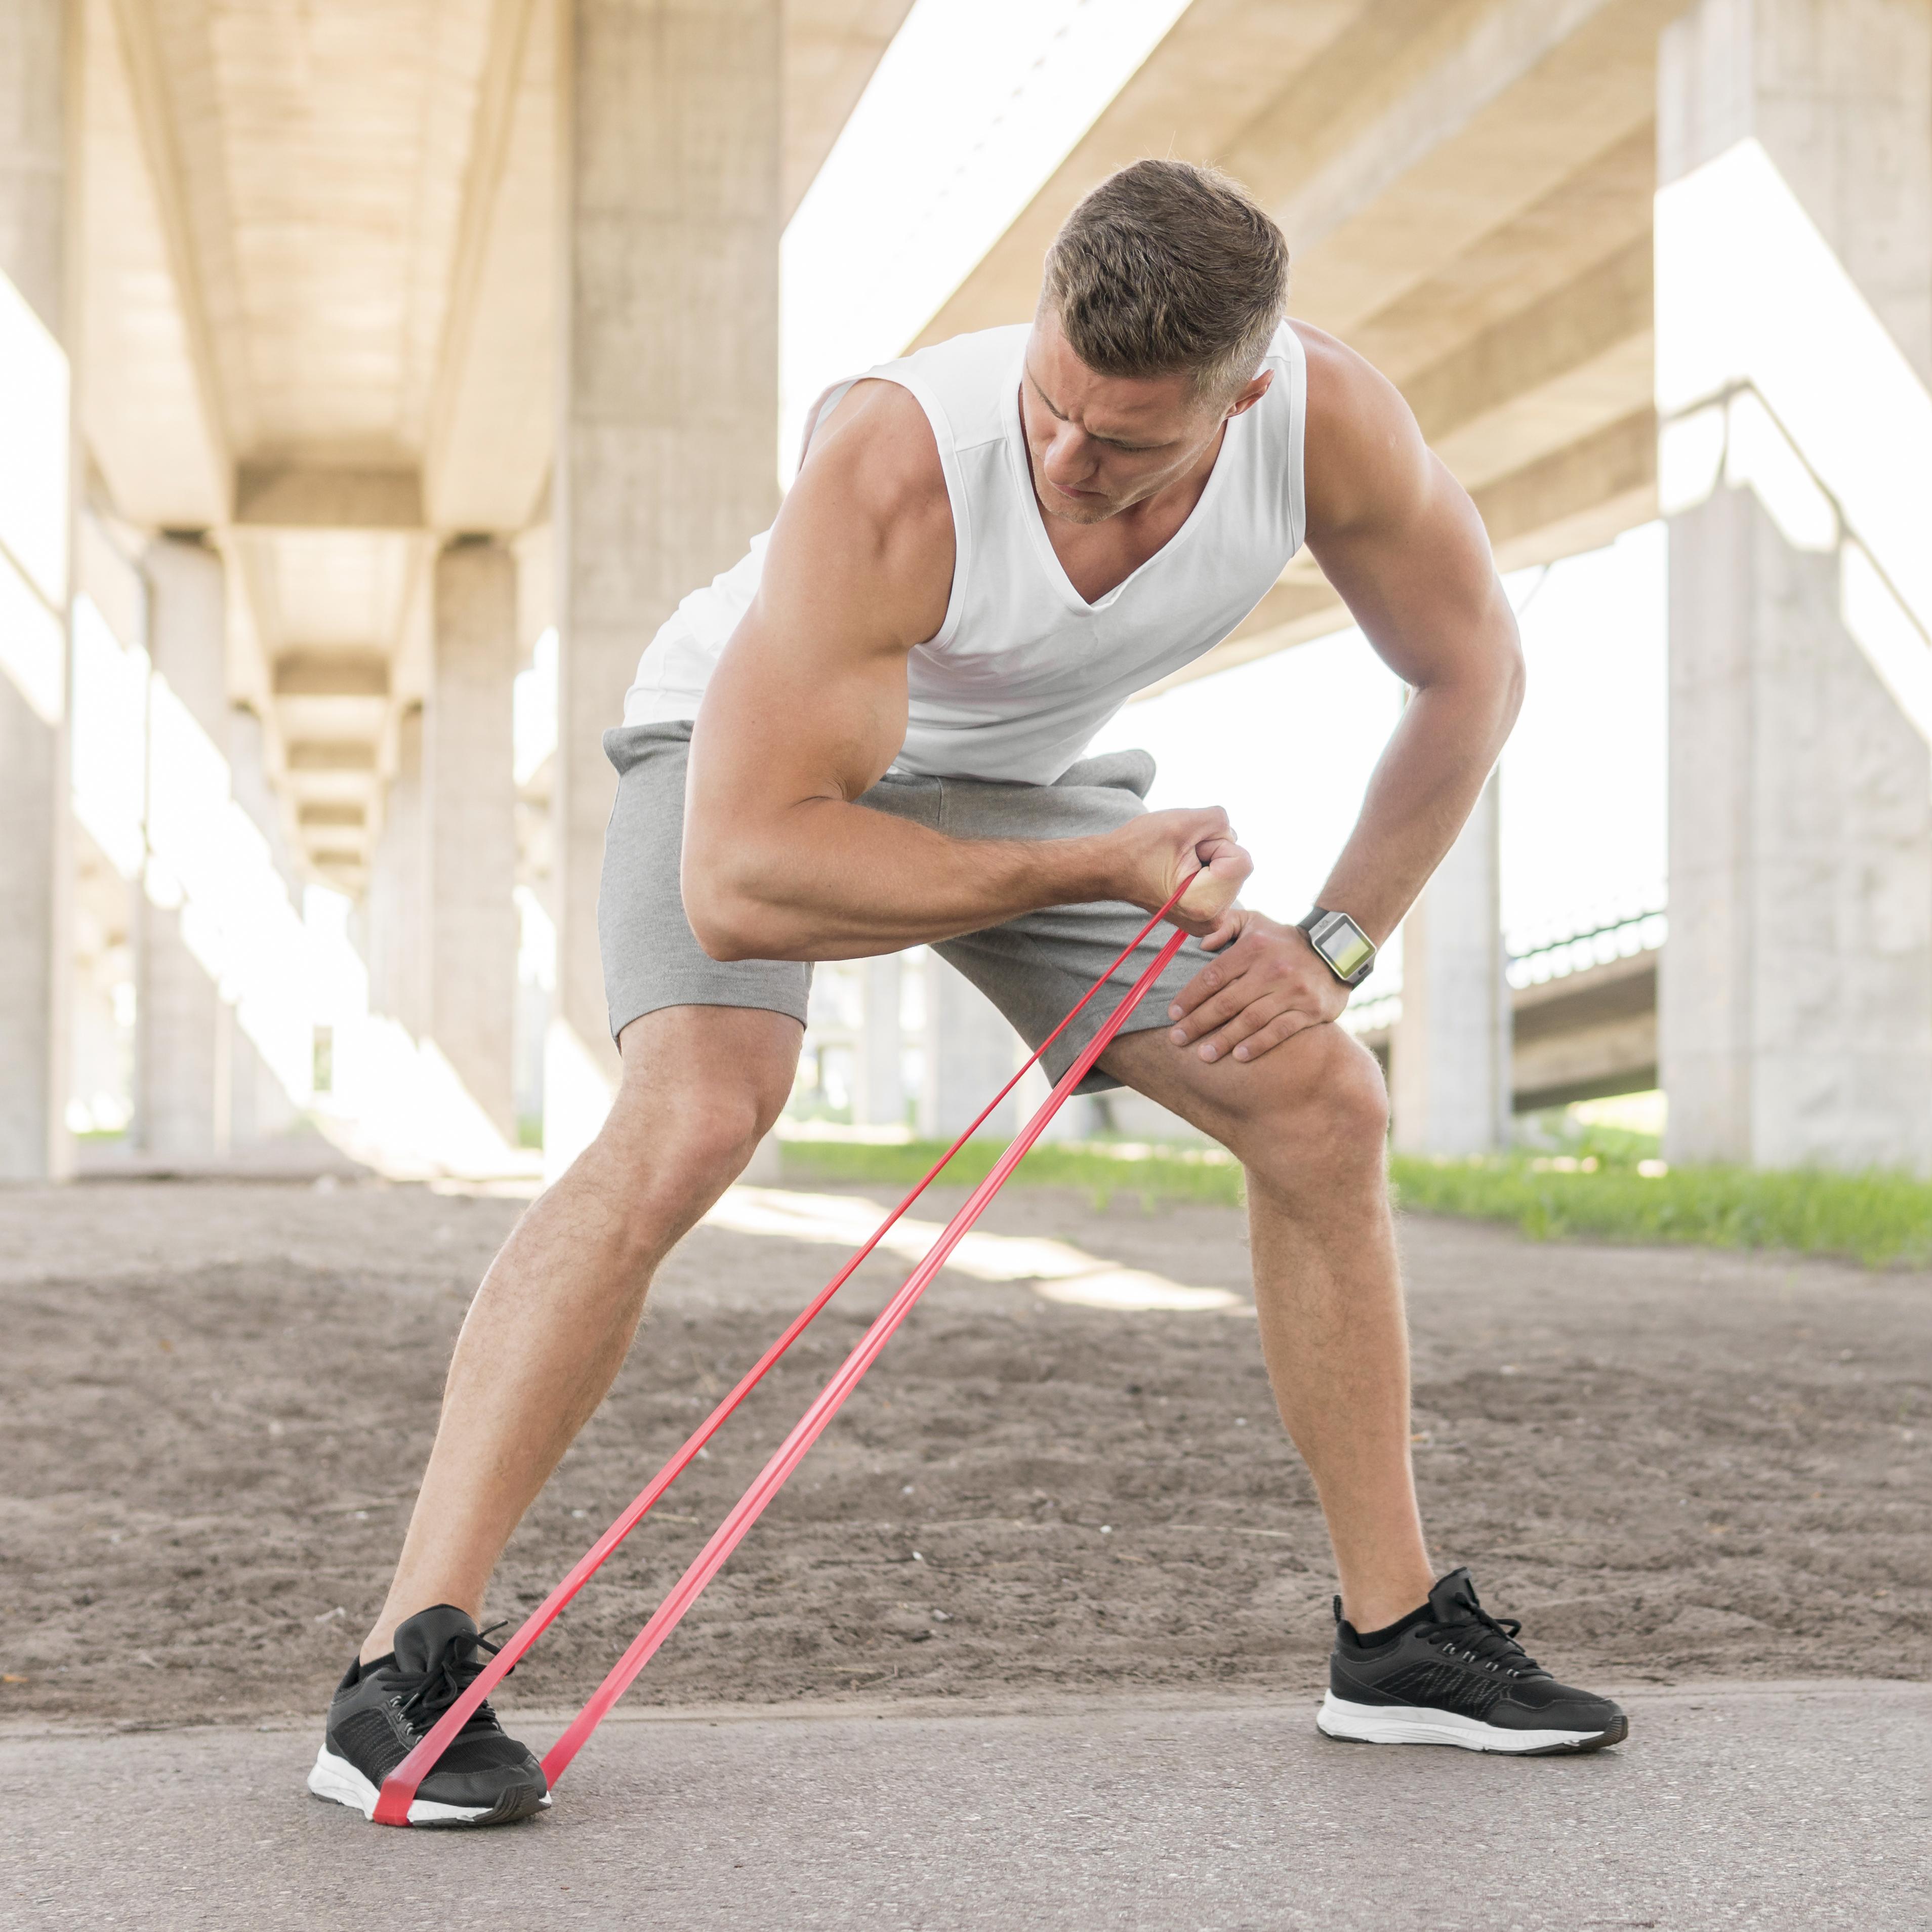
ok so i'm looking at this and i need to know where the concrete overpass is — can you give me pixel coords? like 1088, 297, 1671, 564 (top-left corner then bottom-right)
3, 0, 1930, 1182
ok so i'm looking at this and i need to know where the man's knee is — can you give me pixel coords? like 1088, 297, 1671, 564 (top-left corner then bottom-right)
587, 1011, 798, 1227
1228, 1024, 1389, 1182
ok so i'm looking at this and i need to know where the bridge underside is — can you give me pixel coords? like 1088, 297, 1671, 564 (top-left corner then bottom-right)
5, 0, 1930, 1180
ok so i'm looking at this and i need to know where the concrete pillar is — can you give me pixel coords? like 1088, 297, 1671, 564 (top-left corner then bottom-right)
424, 539, 517, 1137
367, 707, 426, 1037
1658, 0, 1932, 1170
135, 537, 227, 1159
921, 957, 1019, 1142
0, 0, 73, 1180
1662, 484, 1932, 1170
853, 953, 904, 1127
547, 0, 782, 1170
1392, 774, 1508, 1156
228, 703, 304, 898
223, 707, 299, 1146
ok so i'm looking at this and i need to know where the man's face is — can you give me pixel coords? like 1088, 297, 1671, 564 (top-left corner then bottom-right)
1019, 310, 1268, 526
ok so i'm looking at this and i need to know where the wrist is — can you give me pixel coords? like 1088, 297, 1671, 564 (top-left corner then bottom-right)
1002, 833, 1118, 915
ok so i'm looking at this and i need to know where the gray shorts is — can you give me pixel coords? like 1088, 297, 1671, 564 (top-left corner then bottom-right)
597, 720, 1212, 1093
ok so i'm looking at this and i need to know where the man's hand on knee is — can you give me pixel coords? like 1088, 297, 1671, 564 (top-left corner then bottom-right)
1165, 911, 1348, 1063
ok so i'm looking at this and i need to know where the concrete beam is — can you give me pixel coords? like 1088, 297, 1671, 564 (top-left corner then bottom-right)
83, 0, 228, 527
270, 650, 391, 699
1406, 236, 1652, 490
1269, 0, 1679, 339
782, 1, 919, 220
422, 0, 553, 534
1477, 407, 1657, 570
285, 739, 378, 773
920, 0, 1671, 353
107, 0, 257, 456
234, 465, 425, 531
297, 802, 366, 830
1346, 121, 1656, 384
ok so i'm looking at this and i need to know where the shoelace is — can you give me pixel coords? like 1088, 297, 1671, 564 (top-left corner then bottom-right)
394, 1623, 510, 1735
1426, 1589, 1542, 1677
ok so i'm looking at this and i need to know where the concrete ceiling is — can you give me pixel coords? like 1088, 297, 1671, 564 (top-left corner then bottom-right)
80, 0, 912, 888
78, 0, 1684, 886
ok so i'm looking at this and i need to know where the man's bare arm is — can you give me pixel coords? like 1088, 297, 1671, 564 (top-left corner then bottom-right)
1301, 326, 1524, 939
1165, 326, 1524, 1065
683, 381, 1248, 963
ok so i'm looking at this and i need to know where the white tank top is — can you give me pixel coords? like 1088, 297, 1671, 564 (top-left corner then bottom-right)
621, 321, 1308, 785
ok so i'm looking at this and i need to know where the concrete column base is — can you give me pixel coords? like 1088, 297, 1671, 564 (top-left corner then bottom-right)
1662, 488, 1932, 1170
921, 958, 1020, 1142
1392, 775, 1508, 1157
136, 902, 225, 1160
854, 954, 905, 1128
425, 540, 518, 1139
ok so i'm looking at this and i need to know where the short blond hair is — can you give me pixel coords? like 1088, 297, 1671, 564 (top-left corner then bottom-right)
1042, 159, 1290, 399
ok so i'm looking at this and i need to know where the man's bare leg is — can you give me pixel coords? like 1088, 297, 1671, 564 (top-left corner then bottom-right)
1101, 1020, 1433, 1633
359, 1005, 800, 1662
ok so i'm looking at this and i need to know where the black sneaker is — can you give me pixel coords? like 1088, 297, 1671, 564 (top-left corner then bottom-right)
306, 1605, 550, 1825
1318, 1568, 1628, 1754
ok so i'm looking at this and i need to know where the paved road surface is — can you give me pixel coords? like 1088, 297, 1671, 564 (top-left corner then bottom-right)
11, 1680, 1926, 1929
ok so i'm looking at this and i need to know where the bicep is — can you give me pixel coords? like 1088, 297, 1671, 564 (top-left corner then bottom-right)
687, 391, 951, 832
693, 582, 911, 819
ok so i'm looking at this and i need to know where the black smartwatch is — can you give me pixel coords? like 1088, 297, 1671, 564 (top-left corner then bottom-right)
1296, 907, 1377, 988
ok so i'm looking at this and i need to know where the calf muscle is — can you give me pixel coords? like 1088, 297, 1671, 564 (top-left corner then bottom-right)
359, 1006, 799, 1661
1101, 1023, 1432, 1631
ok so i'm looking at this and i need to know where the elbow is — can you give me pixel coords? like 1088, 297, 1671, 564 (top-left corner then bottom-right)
1498, 634, 1527, 735
682, 852, 789, 963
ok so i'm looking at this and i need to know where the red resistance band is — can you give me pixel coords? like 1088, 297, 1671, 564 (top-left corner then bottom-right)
375, 880, 1194, 1826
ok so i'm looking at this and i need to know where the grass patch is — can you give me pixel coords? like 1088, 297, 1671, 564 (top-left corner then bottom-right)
779, 1137, 1245, 1210
780, 1131, 1932, 1267
1390, 1153, 1932, 1268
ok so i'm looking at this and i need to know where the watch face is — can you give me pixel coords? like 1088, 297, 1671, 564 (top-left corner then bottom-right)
1313, 912, 1375, 982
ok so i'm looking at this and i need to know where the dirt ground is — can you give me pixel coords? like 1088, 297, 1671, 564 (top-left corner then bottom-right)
2, 1178, 1926, 1730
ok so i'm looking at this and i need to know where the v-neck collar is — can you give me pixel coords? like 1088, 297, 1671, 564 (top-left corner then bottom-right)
1004, 346, 1240, 614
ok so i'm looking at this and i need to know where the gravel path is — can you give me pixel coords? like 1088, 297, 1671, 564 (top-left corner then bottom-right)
2, 1179, 1926, 1725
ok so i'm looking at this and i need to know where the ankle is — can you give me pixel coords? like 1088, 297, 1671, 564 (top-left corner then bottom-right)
1338, 1567, 1437, 1637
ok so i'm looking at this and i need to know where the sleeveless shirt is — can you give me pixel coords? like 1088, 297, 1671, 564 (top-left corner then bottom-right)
620, 321, 1308, 786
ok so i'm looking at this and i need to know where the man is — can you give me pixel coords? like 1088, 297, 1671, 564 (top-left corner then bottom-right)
309, 159, 1625, 1827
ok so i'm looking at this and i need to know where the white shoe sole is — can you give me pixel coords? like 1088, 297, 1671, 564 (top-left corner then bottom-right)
1317, 1692, 1623, 1754
306, 1744, 551, 1826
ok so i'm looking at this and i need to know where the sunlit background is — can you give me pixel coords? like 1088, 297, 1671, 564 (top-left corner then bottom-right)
8, 0, 1928, 1181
